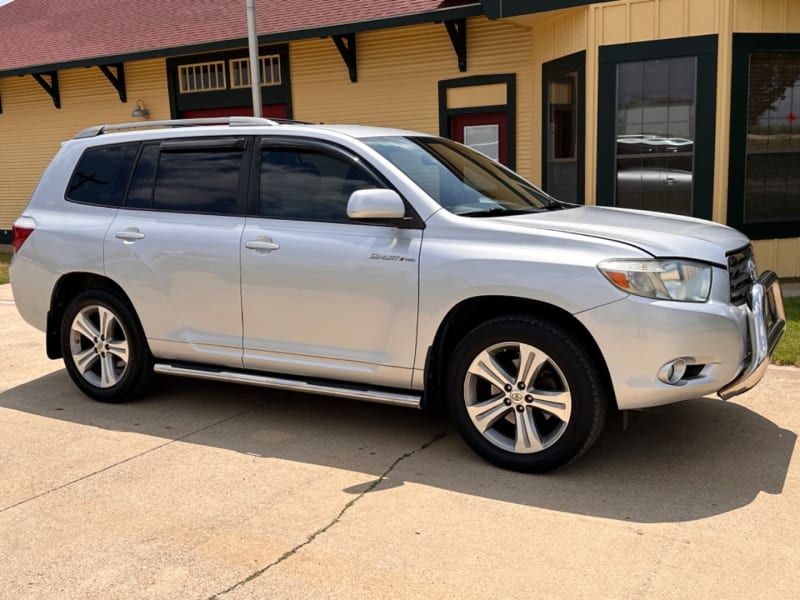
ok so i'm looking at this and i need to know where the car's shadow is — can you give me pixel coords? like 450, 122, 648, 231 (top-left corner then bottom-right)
1, 370, 794, 523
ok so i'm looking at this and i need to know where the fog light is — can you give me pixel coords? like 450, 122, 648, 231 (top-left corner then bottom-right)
658, 358, 687, 385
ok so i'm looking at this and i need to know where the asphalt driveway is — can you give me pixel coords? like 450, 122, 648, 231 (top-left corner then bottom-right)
1, 283, 798, 599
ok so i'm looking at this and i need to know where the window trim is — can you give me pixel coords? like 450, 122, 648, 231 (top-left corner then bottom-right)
177, 61, 227, 94
229, 55, 282, 89
542, 51, 586, 204
596, 35, 718, 220
438, 74, 517, 170
728, 33, 800, 239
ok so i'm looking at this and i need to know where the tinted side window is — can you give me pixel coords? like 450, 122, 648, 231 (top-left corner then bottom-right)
152, 147, 244, 214
67, 144, 137, 207
126, 144, 159, 209
260, 147, 379, 222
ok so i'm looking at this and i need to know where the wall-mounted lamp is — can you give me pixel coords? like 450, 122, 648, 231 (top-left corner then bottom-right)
131, 99, 149, 119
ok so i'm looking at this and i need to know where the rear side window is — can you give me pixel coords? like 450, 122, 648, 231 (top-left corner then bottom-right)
125, 139, 246, 214
67, 144, 137, 207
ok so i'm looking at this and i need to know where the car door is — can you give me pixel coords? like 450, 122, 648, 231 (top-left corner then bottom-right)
240, 138, 422, 388
104, 137, 249, 368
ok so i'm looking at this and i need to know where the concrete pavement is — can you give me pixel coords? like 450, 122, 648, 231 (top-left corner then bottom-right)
1, 282, 799, 599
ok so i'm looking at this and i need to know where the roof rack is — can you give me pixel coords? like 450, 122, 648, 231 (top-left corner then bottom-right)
73, 116, 283, 139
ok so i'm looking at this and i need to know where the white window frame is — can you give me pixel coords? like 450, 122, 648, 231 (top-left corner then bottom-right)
178, 61, 227, 93
229, 55, 282, 89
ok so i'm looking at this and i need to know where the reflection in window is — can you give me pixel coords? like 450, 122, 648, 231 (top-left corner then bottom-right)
744, 52, 800, 224
614, 57, 696, 215
67, 144, 137, 207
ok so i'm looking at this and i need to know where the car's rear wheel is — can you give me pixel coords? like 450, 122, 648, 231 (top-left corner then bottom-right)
60, 290, 153, 403
447, 315, 608, 472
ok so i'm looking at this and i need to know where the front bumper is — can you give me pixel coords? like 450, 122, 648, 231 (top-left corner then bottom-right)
717, 271, 785, 400
576, 269, 786, 410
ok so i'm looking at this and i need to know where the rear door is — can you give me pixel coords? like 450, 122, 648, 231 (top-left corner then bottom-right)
104, 137, 249, 367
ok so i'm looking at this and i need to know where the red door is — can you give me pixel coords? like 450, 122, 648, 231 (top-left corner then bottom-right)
451, 112, 508, 165
182, 104, 288, 119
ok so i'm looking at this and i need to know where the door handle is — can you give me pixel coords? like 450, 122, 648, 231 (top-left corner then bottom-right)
245, 238, 280, 252
115, 229, 145, 243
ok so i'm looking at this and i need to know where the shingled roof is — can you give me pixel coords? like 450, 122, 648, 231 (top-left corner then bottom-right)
0, 0, 482, 76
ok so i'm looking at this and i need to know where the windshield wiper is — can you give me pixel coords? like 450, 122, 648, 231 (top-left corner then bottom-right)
456, 207, 542, 218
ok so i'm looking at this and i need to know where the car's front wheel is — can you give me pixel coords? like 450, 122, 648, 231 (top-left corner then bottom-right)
60, 289, 153, 403
447, 315, 608, 472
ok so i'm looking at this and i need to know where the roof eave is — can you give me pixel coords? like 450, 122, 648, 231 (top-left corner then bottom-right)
0, 3, 484, 78
481, 0, 615, 19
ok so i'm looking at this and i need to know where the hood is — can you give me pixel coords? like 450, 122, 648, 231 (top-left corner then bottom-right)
498, 206, 749, 266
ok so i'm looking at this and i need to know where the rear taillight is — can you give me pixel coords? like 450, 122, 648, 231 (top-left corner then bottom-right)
12, 217, 36, 253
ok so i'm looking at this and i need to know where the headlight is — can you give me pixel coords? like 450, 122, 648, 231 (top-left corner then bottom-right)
598, 259, 712, 302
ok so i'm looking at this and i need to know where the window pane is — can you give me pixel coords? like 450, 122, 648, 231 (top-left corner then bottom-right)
614, 57, 697, 215
260, 148, 379, 222
463, 124, 499, 160
744, 52, 800, 223
126, 144, 159, 209
153, 150, 242, 214
545, 70, 579, 202
67, 144, 137, 207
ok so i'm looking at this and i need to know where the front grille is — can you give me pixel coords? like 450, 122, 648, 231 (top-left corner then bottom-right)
727, 245, 754, 306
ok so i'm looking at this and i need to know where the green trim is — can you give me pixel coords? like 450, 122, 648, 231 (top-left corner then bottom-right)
482, 0, 615, 19
596, 35, 718, 220
166, 45, 292, 118
728, 34, 800, 239
542, 51, 585, 203
0, 5, 483, 78
438, 74, 517, 170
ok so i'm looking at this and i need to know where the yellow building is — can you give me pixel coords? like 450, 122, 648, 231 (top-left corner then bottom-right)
1, 0, 799, 275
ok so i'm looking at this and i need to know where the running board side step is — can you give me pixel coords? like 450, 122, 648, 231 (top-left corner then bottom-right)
153, 363, 422, 409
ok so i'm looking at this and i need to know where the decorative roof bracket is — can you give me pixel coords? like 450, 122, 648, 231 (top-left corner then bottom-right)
332, 33, 357, 83
98, 63, 127, 103
32, 71, 60, 108
444, 18, 467, 72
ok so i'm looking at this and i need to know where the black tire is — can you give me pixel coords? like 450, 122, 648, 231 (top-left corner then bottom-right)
60, 289, 154, 403
446, 315, 608, 473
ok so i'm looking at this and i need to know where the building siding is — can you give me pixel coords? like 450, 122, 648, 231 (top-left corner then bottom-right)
0, 58, 170, 234
531, 9, 589, 184
733, 0, 800, 33
290, 17, 535, 179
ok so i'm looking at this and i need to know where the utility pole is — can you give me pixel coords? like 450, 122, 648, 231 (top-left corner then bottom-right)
246, 0, 262, 117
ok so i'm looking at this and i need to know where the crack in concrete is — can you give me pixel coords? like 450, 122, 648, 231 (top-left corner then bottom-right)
0, 403, 267, 515
209, 430, 447, 600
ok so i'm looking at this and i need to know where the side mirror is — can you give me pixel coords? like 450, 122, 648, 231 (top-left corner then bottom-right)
347, 189, 406, 220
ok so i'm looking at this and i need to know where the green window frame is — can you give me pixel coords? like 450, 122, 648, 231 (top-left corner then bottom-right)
542, 51, 586, 204
596, 35, 718, 220
728, 33, 800, 240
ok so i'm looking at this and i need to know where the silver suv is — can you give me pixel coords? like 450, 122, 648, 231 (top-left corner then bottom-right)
10, 117, 786, 472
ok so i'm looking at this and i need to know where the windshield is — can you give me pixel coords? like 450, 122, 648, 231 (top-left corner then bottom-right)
364, 136, 569, 216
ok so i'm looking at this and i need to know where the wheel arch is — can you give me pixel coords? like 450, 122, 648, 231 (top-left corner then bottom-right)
46, 272, 139, 359
422, 295, 616, 412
